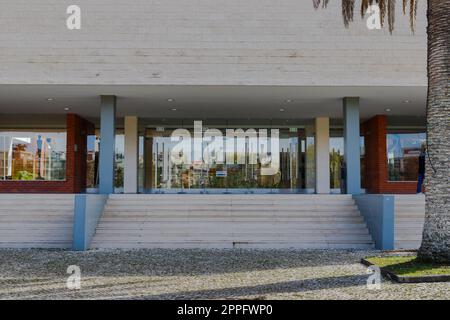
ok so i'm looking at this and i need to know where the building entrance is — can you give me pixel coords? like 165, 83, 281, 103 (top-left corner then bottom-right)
143, 121, 316, 194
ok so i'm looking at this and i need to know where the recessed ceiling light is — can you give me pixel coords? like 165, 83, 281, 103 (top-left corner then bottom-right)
64, 107, 70, 111
279, 108, 286, 112
46, 98, 54, 102
285, 99, 293, 103
171, 107, 177, 111
385, 108, 392, 112
403, 100, 411, 103
167, 98, 175, 102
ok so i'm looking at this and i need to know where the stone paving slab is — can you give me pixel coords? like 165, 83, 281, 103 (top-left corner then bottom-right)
0, 249, 448, 300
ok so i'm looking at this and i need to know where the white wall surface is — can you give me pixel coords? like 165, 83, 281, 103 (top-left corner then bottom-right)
0, 0, 427, 86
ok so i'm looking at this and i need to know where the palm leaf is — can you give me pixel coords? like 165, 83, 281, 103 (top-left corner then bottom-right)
312, 0, 418, 33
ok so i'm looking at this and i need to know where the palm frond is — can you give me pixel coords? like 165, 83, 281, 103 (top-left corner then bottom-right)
313, 0, 418, 33
388, 0, 396, 34
377, 0, 386, 28
313, 0, 329, 9
361, 0, 372, 18
342, 0, 356, 27
410, 0, 418, 33
313, 0, 321, 9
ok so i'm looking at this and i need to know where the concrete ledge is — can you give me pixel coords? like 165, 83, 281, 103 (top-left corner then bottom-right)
73, 194, 108, 251
353, 194, 394, 250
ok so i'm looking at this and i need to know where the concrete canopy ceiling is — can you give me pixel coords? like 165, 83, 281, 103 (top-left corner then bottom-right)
0, 84, 426, 123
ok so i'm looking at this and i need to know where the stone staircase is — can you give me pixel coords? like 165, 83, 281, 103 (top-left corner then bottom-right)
91, 194, 374, 249
0, 194, 74, 248
394, 194, 425, 250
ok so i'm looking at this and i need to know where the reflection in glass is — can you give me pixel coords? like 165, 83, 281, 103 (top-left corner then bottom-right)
387, 132, 426, 181
330, 136, 344, 191
115, 133, 125, 189
86, 134, 99, 188
145, 125, 315, 194
329, 130, 365, 193
0, 131, 66, 181
86, 130, 145, 192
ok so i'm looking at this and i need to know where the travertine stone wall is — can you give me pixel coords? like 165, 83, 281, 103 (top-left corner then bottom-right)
0, 0, 426, 86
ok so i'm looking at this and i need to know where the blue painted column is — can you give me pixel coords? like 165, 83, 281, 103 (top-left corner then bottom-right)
99, 95, 116, 194
343, 97, 361, 194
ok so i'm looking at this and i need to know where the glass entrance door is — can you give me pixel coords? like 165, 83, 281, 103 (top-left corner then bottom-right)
144, 123, 315, 194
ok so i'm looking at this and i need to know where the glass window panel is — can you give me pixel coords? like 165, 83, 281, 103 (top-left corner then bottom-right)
360, 136, 366, 189
329, 129, 365, 193
329, 136, 344, 190
138, 135, 145, 192
114, 133, 125, 191
0, 131, 66, 181
86, 133, 99, 188
144, 122, 316, 194
387, 132, 426, 181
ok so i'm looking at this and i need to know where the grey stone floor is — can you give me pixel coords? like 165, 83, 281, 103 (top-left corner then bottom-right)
0, 249, 448, 300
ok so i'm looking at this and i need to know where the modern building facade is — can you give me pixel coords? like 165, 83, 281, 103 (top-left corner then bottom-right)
0, 1, 428, 250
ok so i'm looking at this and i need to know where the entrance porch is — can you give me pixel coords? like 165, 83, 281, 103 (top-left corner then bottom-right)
0, 84, 427, 196
0, 85, 427, 250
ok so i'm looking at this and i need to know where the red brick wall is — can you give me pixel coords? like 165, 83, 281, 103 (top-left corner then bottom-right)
362, 115, 418, 194
0, 114, 94, 193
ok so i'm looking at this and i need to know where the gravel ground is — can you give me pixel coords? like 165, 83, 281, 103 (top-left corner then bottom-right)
0, 249, 448, 300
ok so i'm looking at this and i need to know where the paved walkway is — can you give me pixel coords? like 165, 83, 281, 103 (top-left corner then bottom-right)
0, 249, 448, 300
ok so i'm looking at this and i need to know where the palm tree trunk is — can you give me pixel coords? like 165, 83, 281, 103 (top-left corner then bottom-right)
417, 0, 450, 263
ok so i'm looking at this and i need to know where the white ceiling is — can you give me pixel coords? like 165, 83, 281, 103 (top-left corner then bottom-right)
0, 84, 426, 122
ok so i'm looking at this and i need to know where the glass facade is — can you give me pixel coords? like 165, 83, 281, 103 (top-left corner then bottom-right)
114, 132, 145, 192
86, 133, 99, 188
115, 132, 125, 190
0, 130, 66, 181
329, 129, 365, 192
0, 120, 422, 194
86, 129, 145, 192
84, 122, 369, 194
387, 131, 426, 181
143, 123, 316, 193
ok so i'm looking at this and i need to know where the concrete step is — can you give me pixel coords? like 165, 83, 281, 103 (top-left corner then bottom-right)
105, 199, 356, 205
0, 200, 74, 205
0, 194, 75, 200
92, 241, 374, 250
102, 208, 359, 214
0, 235, 73, 241
0, 206, 73, 211
395, 209, 426, 215
395, 241, 423, 250
395, 221, 425, 227
0, 217, 74, 223
92, 194, 374, 249
395, 215, 426, 220
0, 242, 72, 249
97, 218, 366, 230
396, 234, 424, 239
394, 195, 425, 250
94, 226, 370, 232
104, 204, 358, 209
102, 213, 362, 218
0, 194, 74, 249
98, 215, 364, 221
108, 194, 354, 200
